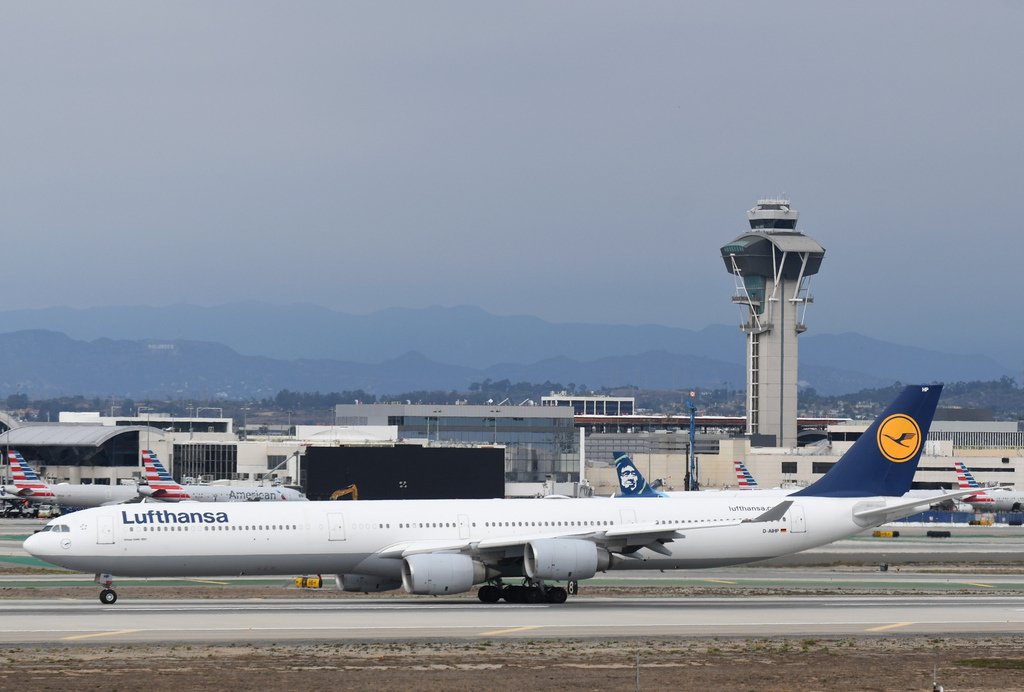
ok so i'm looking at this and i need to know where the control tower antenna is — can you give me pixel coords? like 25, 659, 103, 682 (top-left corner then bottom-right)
719, 198, 825, 447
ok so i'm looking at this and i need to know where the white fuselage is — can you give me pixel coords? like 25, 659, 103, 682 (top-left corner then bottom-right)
963, 489, 1024, 513
50, 484, 143, 507
26, 494, 892, 580
172, 485, 306, 502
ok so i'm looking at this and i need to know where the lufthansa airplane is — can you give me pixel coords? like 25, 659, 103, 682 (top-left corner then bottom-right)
26, 385, 971, 605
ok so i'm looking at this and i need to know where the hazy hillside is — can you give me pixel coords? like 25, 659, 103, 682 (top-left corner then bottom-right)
0, 320, 1012, 399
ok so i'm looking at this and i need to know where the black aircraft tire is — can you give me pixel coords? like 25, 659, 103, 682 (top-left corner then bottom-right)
524, 587, 544, 604
100, 589, 117, 605
478, 585, 501, 603
545, 587, 568, 604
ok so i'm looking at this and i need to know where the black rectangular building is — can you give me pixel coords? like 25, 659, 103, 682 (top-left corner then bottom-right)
303, 445, 504, 500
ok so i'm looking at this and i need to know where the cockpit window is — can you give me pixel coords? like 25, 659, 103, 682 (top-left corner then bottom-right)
40, 525, 53, 532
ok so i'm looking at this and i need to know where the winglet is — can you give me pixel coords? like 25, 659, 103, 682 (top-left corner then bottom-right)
793, 385, 942, 498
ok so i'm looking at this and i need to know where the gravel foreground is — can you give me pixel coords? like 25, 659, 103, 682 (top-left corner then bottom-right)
1, 636, 1024, 691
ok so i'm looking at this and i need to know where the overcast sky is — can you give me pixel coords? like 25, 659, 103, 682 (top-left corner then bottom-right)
1, 2, 1021, 367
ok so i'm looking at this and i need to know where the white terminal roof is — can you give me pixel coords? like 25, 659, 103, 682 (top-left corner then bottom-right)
0, 425, 161, 447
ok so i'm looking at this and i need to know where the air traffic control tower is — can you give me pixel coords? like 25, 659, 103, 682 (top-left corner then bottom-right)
720, 199, 825, 447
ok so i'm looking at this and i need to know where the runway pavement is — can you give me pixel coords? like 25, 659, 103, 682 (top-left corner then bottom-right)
2, 517, 1023, 645
2, 594, 1024, 645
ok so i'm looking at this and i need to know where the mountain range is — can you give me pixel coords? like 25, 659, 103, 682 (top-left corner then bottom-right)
0, 304, 1012, 399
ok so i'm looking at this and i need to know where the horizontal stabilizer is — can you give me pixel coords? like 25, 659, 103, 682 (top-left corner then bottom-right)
853, 489, 983, 524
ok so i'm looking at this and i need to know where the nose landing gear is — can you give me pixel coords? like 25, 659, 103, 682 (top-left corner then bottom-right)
96, 573, 118, 604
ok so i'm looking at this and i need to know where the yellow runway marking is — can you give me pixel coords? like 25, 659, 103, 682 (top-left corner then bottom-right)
961, 582, 994, 588
866, 622, 912, 632
479, 626, 542, 636
187, 579, 231, 585
64, 629, 140, 641
702, 579, 737, 584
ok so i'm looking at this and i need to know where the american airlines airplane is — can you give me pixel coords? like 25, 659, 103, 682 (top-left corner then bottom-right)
2, 451, 143, 507
26, 385, 971, 606
138, 451, 307, 503
956, 460, 1024, 512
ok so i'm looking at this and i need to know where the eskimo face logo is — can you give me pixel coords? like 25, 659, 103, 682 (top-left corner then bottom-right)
619, 464, 639, 491
877, 414, 922, 463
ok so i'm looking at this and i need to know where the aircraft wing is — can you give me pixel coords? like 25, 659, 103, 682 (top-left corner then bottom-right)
375, 500, 794, 560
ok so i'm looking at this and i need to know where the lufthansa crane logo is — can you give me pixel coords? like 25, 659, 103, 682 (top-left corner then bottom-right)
877, 414, 922, 463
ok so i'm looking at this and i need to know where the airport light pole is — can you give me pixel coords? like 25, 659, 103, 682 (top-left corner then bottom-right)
488, 409, 501, 445
242, 404, 251, 440
137, 406, 153, 451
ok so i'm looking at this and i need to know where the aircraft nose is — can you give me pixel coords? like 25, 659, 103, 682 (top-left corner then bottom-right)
23, 531, 45, 557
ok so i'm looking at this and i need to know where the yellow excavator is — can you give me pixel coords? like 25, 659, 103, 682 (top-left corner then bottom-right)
330, 484, 358, 501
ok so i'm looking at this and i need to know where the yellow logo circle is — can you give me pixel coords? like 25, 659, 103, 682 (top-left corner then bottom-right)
877, 414, 922, 463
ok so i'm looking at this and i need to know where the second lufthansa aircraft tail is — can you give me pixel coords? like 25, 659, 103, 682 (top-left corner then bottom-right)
794, 384, 942, 498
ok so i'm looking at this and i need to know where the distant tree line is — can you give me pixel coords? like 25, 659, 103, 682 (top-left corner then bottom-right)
5, 377, 1023, 423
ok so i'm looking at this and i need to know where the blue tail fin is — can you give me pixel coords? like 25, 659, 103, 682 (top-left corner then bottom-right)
793, 384, 942, 498
614, 452, 667, 497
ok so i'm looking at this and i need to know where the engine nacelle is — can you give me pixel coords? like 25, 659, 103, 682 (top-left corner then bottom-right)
335, 574, 402, 593
524, 538, 610, 581
401, 553, 489, 595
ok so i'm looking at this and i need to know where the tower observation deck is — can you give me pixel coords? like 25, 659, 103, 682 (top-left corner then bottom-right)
720, 199, 825, 447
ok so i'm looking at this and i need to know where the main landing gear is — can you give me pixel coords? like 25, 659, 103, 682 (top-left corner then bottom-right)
478, 578, 571, 604
96, 573, 118, 604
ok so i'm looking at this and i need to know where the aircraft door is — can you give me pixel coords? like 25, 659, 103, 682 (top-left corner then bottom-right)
458, 514, 470, 539
789, 504, 807, 533
97, 515, 115, 544
327, 513, 346, 541
619, 509, 637, 525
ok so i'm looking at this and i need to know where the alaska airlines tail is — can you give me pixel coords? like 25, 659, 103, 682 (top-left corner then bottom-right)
7, 451, 56, 499
955, 460, 982, 490
734, 460, 760, 489
793, 384, 942, 498
141, 450, 191, 501
613, 452, 667, 497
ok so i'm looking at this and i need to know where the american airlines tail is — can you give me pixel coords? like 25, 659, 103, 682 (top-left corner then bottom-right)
140, 451, 191, 501
734, 460, 760, 489
613, 451, 666, 497
793, 384, 942, 498
955, 460, 982, 490
7, 451, 55, 499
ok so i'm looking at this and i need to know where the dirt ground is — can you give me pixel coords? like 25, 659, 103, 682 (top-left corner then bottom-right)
1, 636, 1024, 691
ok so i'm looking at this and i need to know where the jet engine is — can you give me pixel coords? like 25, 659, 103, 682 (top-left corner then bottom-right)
401, 553, 491, 595
524, 538, 611, 581
335, 574, 402, 593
